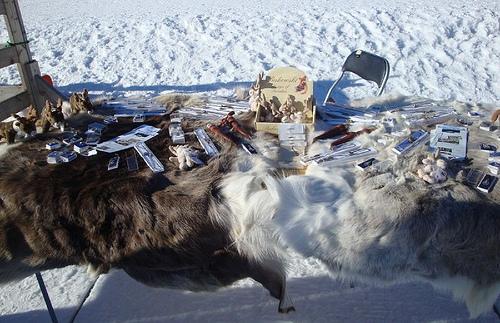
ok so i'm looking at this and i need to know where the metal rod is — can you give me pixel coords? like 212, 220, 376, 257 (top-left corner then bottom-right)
35, 272, 59, 323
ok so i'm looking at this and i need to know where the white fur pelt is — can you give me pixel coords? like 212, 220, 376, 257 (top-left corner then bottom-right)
264, 159, 500, 318
215, 123, 500, 318
214, 133, 294, 301
215, 134, 295, 309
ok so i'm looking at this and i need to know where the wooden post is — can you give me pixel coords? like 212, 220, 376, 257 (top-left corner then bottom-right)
0, 0, 65, 121
3, 0, 44, 107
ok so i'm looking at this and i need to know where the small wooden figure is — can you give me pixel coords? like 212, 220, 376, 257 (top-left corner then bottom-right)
69, 89, 93, 114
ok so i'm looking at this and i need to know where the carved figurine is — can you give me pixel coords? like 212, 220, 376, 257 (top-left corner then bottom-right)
69, 89, 93, 114
26, 104, 38, 122
259, 97, 275, 123
279, 95, 296, 123
0, 121, 16, 144
208, 111, 253, 145
290, 111, 305, 123
249, 72, 264, 112
207, 123, 236, 144
219, 111, 252, 139
36, 100, 65, 133
417, 155, 448, 184
0, 112, 35, 144
312, 124, 375, 147
12, 114, 36, 138
168, 145, 204, 170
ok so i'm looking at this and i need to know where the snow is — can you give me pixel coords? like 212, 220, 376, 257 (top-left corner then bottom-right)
0, 0, 499, 322
1, 0, 499, 103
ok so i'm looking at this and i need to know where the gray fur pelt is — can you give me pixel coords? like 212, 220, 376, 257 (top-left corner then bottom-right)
264, 153, 500, 318
0, 116, 294, 313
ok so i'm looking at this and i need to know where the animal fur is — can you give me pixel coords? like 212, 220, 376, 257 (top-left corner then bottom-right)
0, 117, 293, 313
264, 152, 500, 318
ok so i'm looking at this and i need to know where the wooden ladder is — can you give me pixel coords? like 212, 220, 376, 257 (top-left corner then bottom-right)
0, 0, 66, 121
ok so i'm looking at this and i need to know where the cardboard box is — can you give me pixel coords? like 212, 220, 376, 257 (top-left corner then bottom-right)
254, 67, 315, 134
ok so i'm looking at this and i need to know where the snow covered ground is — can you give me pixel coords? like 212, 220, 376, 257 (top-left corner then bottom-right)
0, 0, 499, 322
1, 0, 499, 104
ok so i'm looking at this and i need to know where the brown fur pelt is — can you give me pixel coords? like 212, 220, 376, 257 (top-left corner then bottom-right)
0, 114, 293, 313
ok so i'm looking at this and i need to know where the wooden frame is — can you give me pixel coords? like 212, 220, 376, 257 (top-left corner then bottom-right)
0, 0, 66, 121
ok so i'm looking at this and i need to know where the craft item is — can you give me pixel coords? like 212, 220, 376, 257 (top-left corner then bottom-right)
456, 116, 473, 126
429, 125, 468, 160
356, 157, 379, 171
480, 143, 497, 153
171, 132, 185, 145
207, 97, 251, 112
279, 123, 307, 147
416, 156, 448, 184
313, 147, 378, 167
107, 155, 120, 170
133, 114, 145, 123
134, 142, 164, 173
169, 119, 186, 144
241, 142, 258, 155
96, 125, 160, 153
103, 116, 118, 125
45, 140, 62, 150
69, 89, 93, 114
330, 128, 375, 149
254, 67, 315, 133
395, 103, 453, 115
220, 111, 252, 139
62, 135, 82, 146
206, 111, 253, 145
168, 145, 204, 170
313, 124, 348, 143
477, 173, 497, 193
300, 141, 362, 165
207, 123, 237, 144
173, 108, 225, 120
126, 152, 139, 171
86, 133, 101, 146
47, 151, 63, 164
80, 148, 97, 157
105, 98, 167, 117
404, 111, 456, 128
487, 162, 500, 175
60, 151, 77, 163
87, 122, 107, 135
392, 130, 429, 155
170, 128, 186, 144
168, 119, 182, 136
465, 169, 484, 187
194, 128, 219, 157
489, 152, 500, 163
73, 142, 89, 154
479, 121, 496, 132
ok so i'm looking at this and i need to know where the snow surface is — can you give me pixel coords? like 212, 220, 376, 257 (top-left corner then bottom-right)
0, 0, 499, 322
